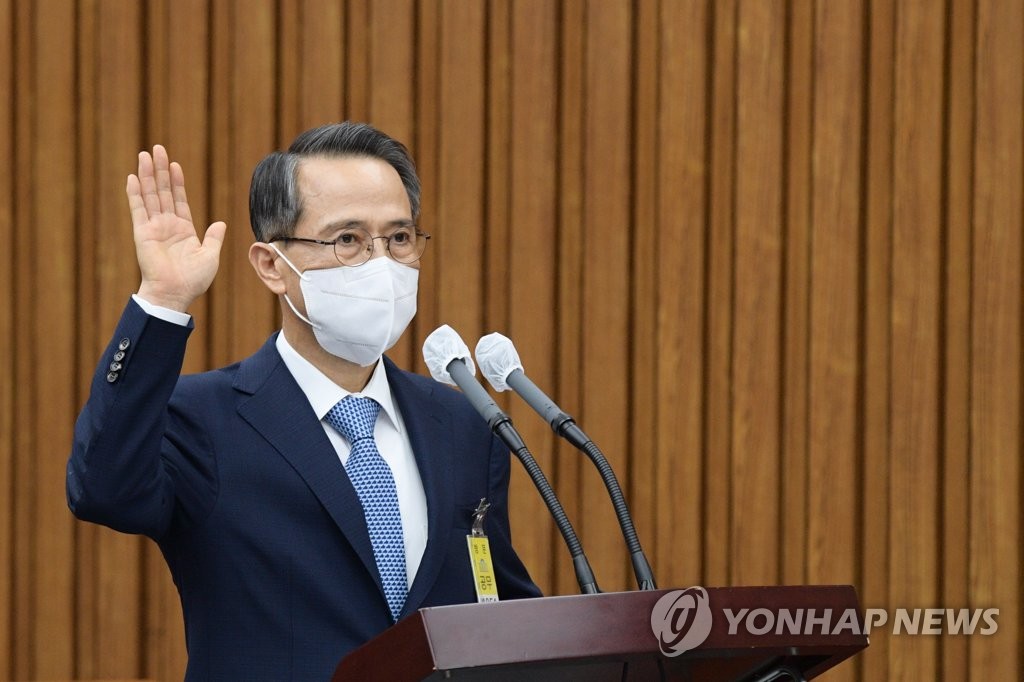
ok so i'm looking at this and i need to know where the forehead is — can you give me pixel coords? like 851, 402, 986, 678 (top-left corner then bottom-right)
295, 156, 411, 226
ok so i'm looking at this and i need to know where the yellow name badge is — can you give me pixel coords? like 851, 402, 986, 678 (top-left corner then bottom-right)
466, 498, 499, 603
466, 535, 499, 603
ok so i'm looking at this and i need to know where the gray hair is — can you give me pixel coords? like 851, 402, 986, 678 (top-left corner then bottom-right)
248, 122, 421, 242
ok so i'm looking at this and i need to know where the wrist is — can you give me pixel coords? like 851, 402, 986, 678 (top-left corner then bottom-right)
136, 283, 194, 313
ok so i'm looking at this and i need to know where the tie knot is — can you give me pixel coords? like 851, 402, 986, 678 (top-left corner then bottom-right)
325, 396, 381, 443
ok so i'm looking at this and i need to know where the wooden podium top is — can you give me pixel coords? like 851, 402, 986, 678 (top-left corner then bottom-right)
334, 585, 868, 681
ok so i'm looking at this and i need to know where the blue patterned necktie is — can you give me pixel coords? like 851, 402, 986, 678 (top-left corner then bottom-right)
325, 396, 408, 622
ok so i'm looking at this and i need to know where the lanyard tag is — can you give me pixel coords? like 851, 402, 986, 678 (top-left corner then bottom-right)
466, 499, 499, 603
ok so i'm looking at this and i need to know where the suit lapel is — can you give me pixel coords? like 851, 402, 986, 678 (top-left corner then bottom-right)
234, 337, 385, 598
384, 358, 454, 618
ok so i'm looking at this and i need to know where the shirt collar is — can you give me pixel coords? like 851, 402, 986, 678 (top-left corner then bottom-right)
275, 332, 402, 433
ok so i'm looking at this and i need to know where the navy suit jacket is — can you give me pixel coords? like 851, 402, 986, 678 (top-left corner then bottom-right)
68, 300, 540, 680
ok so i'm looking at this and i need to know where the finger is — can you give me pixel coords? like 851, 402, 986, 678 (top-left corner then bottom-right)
137, 151, 162, 217
201, 221, 227, 256
202, 221, 227, 248
153, 144, 175, 214
126, 174, 151, 229
169, 162, 194, 223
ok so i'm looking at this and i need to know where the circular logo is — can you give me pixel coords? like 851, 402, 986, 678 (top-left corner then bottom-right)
650, 586, 713, 657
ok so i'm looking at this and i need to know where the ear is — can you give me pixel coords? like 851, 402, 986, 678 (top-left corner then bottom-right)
249, 242, 288, 295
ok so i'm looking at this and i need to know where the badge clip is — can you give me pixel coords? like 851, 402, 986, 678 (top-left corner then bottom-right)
466, 498, 499, 603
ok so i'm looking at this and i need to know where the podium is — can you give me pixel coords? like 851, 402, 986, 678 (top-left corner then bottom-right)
333, 585, 868, 681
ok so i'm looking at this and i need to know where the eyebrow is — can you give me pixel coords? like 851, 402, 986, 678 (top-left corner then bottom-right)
319, 218, 416, 235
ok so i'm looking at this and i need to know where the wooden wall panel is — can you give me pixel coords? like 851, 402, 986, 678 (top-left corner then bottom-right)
861, 0, 894, 679
222, 0, 278, 364
630, 0, 658, 594
970, 1, 1022, 679
10, 2, 33, 675
652, 0, 708, 590
505, 0, 559, 590
27, 1, 78, 678
580, 0, 632, 590
435, 0, 485, 340
731, 0, 783, 587
942, 0, 975, 678
0, 0, 13, 676
553, 0, 586, 595
889, 1, 944, 678
703, 0, 737, 589
781, 0, 812, 591
807, 6, 864, 680
2, 1, 1022, 679
807, 0, 862, 588
411, 0, 440, 374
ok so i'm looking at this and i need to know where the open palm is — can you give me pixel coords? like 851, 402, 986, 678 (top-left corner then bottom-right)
129, 145, 226, 312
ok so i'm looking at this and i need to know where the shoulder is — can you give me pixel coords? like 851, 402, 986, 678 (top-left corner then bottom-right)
383, 358, 495, 437
384, 358, 468, 408
173, 335, 280, 403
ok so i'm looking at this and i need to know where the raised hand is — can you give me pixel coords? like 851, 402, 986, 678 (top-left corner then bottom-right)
129, 145, 226, 312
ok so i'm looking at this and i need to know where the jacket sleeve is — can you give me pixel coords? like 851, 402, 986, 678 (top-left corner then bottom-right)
67, 298, 217, 540
485, 433, 544, 600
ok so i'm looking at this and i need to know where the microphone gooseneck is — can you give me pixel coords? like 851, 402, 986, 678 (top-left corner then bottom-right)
477, 333, 657, 591
423, 326, 600, 595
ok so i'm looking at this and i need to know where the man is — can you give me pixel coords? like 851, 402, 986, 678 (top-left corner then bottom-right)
67, 122, 540, 680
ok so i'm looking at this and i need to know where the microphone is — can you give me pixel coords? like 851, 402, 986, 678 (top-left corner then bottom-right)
475, 332, 657, 591
422, 325, 599, 595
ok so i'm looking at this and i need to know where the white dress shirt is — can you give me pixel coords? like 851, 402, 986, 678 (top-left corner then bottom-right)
133, 294, 428, 588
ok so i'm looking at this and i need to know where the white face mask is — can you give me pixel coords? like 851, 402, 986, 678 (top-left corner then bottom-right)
272, 245, 419, 366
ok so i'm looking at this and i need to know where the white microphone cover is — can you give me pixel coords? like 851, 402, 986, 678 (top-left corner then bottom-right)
474, 332, 524, 392
422, 324, 475, 386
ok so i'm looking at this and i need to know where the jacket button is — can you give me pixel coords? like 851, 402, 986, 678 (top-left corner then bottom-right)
118, 338, 131, 351
113, 350, 126, 361
106, 372, 119, 383
109, 361, 123, 372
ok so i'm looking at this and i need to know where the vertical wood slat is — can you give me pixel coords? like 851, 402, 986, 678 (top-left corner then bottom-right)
368, 0, 415, 142
862, 0, 894, 679
807, 0, 863, 587
344, 0, 369, 122
730, 0, 784, 587
73, 3, 100, 674
553, 0, 586, 595
483, 0, 510, 348
654, 0, 708, 590
11, 2, 35, 677
435, 0, 486, 340
942, 0, 975, 678
781, 0, 812, 591
301, 0, 345, 133
580, 0, 632, 590
629, 0, 658, 591
207, 0, 234, 372
0, 0, 13, 676
703, 0, 737, 589
11, 1, 35, 675
410, 0, 440, 376
889, 1, 945, 679
970, 0, 1022, 679
506, 0, 559, 590
225, 0, 278, 362
31, 0, 78, 678
807, 5, 865, 680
